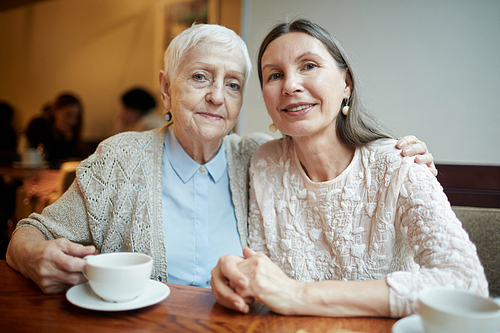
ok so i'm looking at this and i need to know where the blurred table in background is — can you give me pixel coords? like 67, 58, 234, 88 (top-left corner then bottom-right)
0, 165, 60, 236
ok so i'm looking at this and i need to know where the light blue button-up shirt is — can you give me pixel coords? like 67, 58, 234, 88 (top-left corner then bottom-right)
161, 127, 243, 288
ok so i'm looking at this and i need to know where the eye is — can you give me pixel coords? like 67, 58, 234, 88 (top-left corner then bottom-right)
268, 72, 283, 81
227, 82, 241, 91
304, 63, 317, 70
193, 73, 206, 81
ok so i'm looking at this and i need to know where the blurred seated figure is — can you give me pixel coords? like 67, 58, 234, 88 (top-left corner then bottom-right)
0, 101, 18, 165
25, 93, 84, 167
0, 101, 20, 259
114, 87, 165, 133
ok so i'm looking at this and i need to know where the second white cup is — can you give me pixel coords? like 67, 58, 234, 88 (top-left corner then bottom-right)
418, 288, 500, 333
84, 252, 153, 303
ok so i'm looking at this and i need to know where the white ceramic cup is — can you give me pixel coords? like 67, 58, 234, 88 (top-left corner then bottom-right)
21, 148, 43, 166
418, 288, 500, 333
84, 252, 153, 303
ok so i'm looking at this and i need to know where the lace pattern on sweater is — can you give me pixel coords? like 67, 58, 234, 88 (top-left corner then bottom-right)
248, 137, 487, 317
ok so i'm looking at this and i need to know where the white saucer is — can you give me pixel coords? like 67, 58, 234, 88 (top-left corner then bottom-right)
66, 280, 170, 311
392, 314, 424, 333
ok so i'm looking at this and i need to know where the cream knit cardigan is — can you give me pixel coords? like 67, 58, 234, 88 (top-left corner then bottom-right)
16, 125, 272, 282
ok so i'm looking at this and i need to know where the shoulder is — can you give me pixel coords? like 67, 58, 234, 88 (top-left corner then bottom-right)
364, 138, 399, 154
250, 137, 292, 171
362, 138, 433, 182
99, 126, 165, 150
362, 138, 407, 166
79, 126, 166, 169
253, 137, 287, 159
224, 131, 273, 156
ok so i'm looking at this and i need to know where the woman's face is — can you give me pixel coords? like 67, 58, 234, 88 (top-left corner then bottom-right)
160, 41, 245, 145
54, 104, 80, 133
260, 32, 351, 139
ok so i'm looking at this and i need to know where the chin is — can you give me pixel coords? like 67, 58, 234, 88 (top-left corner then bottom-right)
197, 129, 228, 141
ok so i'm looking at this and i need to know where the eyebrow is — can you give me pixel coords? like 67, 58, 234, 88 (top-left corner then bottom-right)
261, 51, 321, 72
193, 62, 245, 79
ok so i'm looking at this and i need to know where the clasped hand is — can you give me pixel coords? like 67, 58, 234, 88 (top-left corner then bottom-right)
211, 247, 305, 315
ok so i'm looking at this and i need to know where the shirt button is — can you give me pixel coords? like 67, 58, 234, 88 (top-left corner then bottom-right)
200, 167, 206, 174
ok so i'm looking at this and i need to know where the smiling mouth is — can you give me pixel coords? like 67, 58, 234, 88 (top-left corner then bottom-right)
198, 112, 223, 120
283, 104, 315, 112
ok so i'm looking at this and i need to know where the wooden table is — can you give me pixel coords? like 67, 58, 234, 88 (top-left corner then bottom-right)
0, 261, 397, 333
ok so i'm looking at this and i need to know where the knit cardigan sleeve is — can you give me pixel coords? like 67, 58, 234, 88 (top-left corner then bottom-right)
15, 127, 167, 281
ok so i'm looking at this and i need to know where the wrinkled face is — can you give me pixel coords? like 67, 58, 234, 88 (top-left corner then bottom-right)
260, 32, 351, 139
160, 41, 245, 145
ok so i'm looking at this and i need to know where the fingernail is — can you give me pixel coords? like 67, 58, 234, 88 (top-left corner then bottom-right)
404, 148, 414, 156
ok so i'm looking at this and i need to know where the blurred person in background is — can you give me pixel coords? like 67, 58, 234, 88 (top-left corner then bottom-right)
0, 101, 18, 165
0, 101, 20, 259
114, 87, 165, 133
25, 92, 84, 167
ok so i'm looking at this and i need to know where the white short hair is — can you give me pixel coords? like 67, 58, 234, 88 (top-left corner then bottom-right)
163, 24, 252, 88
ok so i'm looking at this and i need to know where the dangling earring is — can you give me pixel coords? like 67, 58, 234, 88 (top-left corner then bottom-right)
342, 98, 350, 116
165, 111, 172, 122
269, 123, 278, 133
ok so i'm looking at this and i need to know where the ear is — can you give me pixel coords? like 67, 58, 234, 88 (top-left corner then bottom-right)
343, 70, 353, 99
159, 70, 171, 110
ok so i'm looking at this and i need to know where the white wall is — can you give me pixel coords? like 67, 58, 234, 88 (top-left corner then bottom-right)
239, 0, 500, 165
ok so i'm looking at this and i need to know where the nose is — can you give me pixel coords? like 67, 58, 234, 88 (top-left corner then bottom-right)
282, 72, 303, 95
206, 81, 224, 105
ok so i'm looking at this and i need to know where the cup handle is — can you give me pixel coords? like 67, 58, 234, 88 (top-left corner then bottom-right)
82, 255, 93, 280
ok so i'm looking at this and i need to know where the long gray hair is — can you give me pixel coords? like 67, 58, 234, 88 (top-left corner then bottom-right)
257, 19, 393, 147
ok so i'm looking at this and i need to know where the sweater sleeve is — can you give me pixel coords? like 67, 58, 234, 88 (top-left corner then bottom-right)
386, 161, 488, 317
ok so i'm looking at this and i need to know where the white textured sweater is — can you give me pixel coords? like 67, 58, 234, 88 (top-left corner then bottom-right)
248, 137, 488, 317
16, 125, 272, 282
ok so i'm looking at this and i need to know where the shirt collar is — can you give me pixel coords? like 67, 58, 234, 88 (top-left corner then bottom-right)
165, 126, 227, 183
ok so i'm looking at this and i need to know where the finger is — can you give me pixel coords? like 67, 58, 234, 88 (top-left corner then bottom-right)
414, 153, 432, 166
242, 247, 258, 259
54, 240, 95, 273
219, 255, 248, 289
34, 256, 86, 293
415, 155, 438, 176
38, 271, 86, 293
401, 141, 428, 157
396, 135, 418, 149
59, 239, 96, 258
211, 267, 249, 313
